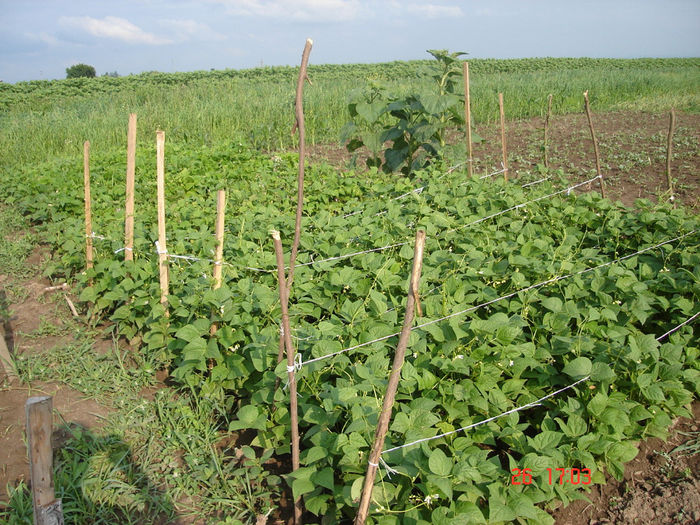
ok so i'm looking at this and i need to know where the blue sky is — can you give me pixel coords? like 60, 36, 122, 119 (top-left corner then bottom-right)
1, 0, 699, 83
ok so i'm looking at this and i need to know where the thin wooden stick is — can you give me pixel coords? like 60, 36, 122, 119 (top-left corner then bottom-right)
583, 91, 606, 198
463, 62, 473, 178
499, 93, 509, 181
156, 131, 169, 315
276, 38, 313, 380
26, 396, 64, 525
43, 284, 68, 293
666, 108, 676, 202
287, 38, 313, 290
64, 294, 79, 318
210, 190, 227, 338
544, 94, 553, 168
271, 230, 303, 525
355, 230, 426, 525
0, 328, 17, 384
83, 141, 93, 271
124, 113, 137, 261
212, 190, 226, 289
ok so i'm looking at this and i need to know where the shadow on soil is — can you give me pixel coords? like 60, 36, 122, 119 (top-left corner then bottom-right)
0, 423, 179, 525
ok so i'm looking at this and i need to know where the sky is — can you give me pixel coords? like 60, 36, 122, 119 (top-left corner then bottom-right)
1, 0, 699, 83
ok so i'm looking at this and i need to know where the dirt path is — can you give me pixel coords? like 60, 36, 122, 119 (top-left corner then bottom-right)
0, 246, 114, 503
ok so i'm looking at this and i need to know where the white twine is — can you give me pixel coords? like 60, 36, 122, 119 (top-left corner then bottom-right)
114, 247, 132, 254
297, 175, 602, 273
445, 175, 601, 237
298, 229, 697, 368
152, 241, 269, 273
656, 311, 699, 342
343, 187, 425, 219
87, 232, 110, 241
380, 375, 590, 458
293, 241, 410, 269
479, 167, 507, 180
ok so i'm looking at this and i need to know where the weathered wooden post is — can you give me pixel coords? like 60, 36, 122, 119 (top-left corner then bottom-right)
26, 396, 64, 525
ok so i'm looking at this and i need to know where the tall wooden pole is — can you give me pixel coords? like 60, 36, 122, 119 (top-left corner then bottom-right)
583, 91, 606, 198
276, 38, 313, 384
124, 113, 137, 261
666, 108, 676, 202
463, 62, 473, 177
544, 94, 553, 168
499, 93, 509, 181
272, 230, 303, 525
210, 190, 226, 336
156, 131, 169, 315
83, 140, 93, 271
355, 230, 426, 525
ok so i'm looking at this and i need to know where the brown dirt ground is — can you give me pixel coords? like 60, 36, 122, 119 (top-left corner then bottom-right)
0, 245, 115, 503
1, 110, 698, 523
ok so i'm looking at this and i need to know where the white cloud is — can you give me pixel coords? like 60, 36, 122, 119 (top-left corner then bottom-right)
405, 3, 463, 19
213, 0, 366, 22
161, 19, 227, 42
59, 16, 172, 45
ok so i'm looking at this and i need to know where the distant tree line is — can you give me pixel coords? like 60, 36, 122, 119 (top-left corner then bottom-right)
65, 64, 119, 79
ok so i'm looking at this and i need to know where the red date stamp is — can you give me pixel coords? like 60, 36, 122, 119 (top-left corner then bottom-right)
511, 468, 592, 486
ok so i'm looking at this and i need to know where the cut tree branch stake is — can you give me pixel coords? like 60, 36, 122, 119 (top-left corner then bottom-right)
276, 38, 314, 386
272, 230, 303, 525
583, 91, 606, 198
355, 230, 426, 525
462, 62, 473, 178
666, 108, 676, 202
499, 93, 509, 181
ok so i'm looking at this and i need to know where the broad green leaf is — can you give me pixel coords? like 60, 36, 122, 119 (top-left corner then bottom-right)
563, 357, 592, 378
428, 448, 452, 476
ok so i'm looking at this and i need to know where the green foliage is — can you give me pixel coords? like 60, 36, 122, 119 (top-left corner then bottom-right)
342, 50, 475, 175
1, 136, 698, 521
1, 58, 697, 168
66, 63, 96, 79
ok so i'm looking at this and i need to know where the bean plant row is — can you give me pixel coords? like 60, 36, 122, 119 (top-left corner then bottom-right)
1, 137, 698, 523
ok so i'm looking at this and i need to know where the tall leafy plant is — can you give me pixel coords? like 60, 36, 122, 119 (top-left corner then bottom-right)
341, 49, 472, 175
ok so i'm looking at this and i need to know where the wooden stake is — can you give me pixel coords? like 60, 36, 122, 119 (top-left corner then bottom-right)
83, 141, 93, 271
499, 93, 509, 181
544, 94, 553, 168
156, 131, 169, 315
276, 38, 313, 381
583, 91, 606, 198
212, 190, 226, 289
0, 328, 17, 384
463, 62, 473, 178
271, 230, 303, 525
666, 108, 676, 202
355, 230, 426, 525
124, 113, 137, 261
26, 396, 64, 525
210, 190, 226, 337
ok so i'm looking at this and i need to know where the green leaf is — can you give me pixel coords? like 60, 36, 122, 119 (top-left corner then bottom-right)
428, 448, 452, 476
292, 478, 316, 500
563, 357, 592, 378
607, 441, 639, 463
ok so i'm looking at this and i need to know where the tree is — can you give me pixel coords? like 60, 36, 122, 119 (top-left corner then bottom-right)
66, 64, 96, 79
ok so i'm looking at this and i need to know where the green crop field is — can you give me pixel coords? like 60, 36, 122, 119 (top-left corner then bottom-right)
0, 57, 698, 524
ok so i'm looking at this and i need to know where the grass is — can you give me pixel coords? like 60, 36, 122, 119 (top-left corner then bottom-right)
0, 213, 276, 524
1, 58, 698, 169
